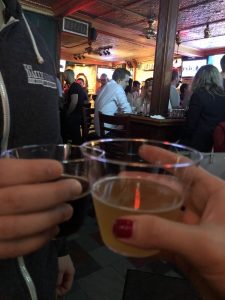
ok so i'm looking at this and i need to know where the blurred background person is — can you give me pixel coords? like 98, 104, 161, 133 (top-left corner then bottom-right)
170, 69, 180, 108
181, 64, 225, 152
132, 80, 141, 101
220, 54, 225, 90
96, 73, 109, 95
180, 83, 191, 108
76, 77, 85, 89
125, 78, 133, 106
62, 69, 87, 144
135, 78, 153, 115
76, 77, 89, 104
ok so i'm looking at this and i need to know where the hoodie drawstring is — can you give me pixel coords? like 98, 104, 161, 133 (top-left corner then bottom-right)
22, 12, 44, 64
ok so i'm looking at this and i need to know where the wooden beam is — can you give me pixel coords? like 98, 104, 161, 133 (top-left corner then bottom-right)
150, 0, 179, 116
204, 46, 225, 56
53, 0, 96, 17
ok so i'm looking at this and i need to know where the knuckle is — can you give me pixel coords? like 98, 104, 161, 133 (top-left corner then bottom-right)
0, 190, 22, 214
43, 160, 63, 178
54, 180, 82, 202
0, 244, 18, 258
0, 216, 20, 239
135, 215, 160, 247
48, 204, 73, 225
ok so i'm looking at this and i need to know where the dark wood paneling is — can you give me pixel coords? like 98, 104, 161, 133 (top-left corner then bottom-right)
150, 0, 179, 116
127, 115, 185, 142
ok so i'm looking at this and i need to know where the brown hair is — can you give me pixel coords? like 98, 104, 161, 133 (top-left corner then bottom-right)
192, 64, 224, 97
112, 68, 131, 82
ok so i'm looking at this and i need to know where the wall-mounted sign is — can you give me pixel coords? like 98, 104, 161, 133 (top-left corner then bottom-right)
182, 59, 207, 77
60, 59, 66, 72
142, 62, 154, 71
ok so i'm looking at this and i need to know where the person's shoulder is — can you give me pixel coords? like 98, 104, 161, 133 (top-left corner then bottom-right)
116, 86, 126, 98
170, 85, 176, 90
108, 80, 117, 87
70, 82, 82, 91
192, 89, 223, 105
74, 82, 82, 89
190, 89, 204, 103
170, 85, 178, 94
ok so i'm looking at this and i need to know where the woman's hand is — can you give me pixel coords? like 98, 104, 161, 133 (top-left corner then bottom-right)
113, 145, 225, 299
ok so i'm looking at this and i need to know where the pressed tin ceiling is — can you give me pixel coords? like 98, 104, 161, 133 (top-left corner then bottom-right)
20, 0, 225, 63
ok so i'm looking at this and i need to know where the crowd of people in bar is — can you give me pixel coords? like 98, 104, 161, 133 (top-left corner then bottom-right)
60, 56, 225, 153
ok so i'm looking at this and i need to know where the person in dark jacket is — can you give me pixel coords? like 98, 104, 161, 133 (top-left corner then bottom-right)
220, 54, 225, 90
0, 1, 79, 299
63, 69, 87, 144
181, 64, 225, 152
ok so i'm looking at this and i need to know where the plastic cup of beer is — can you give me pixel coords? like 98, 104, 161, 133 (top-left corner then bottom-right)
1, 144, 103, 237
82, 139, 202, 257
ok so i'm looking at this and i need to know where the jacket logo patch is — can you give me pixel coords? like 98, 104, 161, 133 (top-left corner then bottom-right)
23, 64, 56, 89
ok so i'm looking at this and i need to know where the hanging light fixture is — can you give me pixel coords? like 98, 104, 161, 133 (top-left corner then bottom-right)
173, 31, 182, 67
173, 58, 182, 68
145, 17, 157, 39
175, 31, 181, 52
204, 23, 211, 38
73, 45, 113, 60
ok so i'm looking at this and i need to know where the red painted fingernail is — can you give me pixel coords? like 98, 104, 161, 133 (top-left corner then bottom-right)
113, 219, 133, 238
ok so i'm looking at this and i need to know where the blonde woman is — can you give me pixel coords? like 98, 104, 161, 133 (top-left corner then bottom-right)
181, 64, 225, 152
136, 78, 153, 115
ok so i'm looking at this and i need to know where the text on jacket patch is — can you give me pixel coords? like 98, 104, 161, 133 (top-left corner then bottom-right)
23, 64, 57, 89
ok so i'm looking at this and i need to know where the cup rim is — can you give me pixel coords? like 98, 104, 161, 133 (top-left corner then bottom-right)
92, 175, 184, 213
81, 138, 203, 168
1, 143, 104, 162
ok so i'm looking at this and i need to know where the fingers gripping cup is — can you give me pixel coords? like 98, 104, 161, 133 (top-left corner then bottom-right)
1, 144, 103, 237
82, 139, 203, 257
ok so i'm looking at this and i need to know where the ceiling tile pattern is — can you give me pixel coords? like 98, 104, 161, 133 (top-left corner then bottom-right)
21, 0, 225, 62
179, 0, 213, 9
178, 0, 225, 42
79, 0, 159, 31
178, 0, 225, 28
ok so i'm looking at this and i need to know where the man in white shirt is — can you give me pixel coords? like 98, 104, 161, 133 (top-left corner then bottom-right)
170, 69, 180, 108
94, 68, 132, 136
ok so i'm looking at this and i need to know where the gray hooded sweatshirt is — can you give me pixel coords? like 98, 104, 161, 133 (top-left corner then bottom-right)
0, 1, 67, 299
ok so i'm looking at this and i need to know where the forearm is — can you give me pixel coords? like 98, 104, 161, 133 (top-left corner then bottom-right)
67, 94, 78, 114
118, 96, 132, 113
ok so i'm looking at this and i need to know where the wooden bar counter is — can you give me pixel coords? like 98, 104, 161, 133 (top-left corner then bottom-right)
126, 114, 185, 142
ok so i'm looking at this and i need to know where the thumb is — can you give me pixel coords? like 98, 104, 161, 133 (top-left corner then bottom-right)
113, 215, 206, 262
